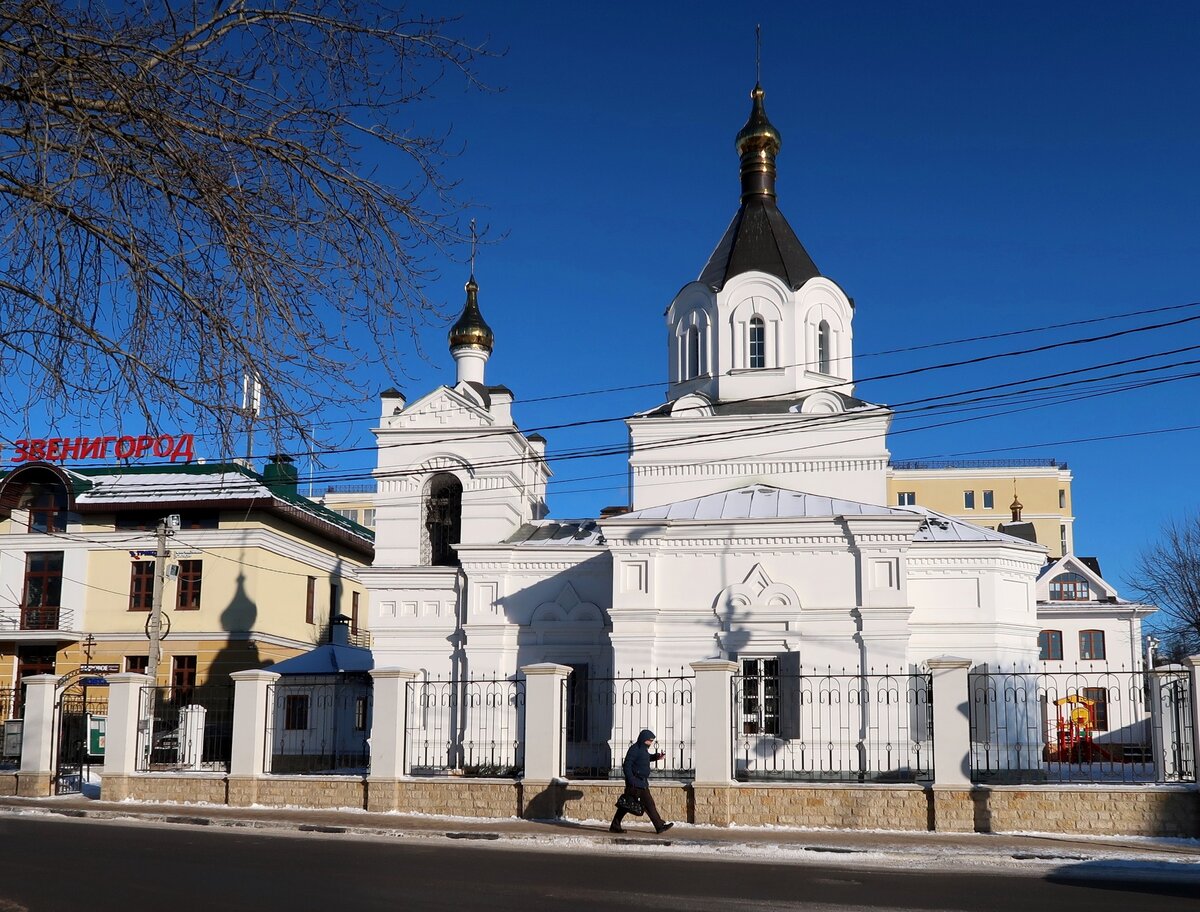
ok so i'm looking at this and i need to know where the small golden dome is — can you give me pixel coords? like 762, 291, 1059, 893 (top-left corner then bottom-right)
735, 84, 782, 158
449, 275, 494, 353
735, 84, 782, 200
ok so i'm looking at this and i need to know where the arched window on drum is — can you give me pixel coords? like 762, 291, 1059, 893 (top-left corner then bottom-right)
817, 320, 832, 375
748, 316, 766, 369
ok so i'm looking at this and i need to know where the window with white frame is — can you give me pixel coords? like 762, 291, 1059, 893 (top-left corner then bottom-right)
982, 490, 994, 509
963, 491, 975, 509
817, 320, 831, 374
897, 491, 916, 506
748, 316, 766, 369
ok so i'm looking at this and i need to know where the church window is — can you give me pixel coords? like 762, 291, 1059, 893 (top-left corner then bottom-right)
748, 316, 766, 369
1049, 572, 1088, 601
817, 320, 831, 374
1079, 630, 1106, 661
685, 326, 702, 379
740, 658, 780, 735
1038, 630, 1063, 661
1060, 524, 1068, 555
423, 473, 463, 567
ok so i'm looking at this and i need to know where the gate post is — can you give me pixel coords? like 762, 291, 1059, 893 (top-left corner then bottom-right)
16, 674, 57, 797
1185, 655, 1200, 780
518, 663, 571, 818
365, 668, 419, 812
228, 669, 279, 806
926, 656, 974, 832
101, 673, 152, 800
689, 659, 737, 827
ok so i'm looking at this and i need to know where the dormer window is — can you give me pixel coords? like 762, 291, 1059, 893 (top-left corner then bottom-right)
817, 320, 831, 374
748, 316, 766, 369
1049, 571, 1089, 601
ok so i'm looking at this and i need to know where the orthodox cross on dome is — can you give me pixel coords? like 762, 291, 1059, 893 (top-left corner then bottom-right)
469, 217, 477, 279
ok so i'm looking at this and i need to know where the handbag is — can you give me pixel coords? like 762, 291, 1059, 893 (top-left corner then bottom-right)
616, 792, 645, 816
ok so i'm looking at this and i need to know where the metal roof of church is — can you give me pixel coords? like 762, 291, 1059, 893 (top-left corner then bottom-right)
698, 196, 820, 291
615, 485, 1042, 546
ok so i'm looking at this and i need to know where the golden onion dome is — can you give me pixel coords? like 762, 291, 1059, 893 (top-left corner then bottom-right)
735, 83, 782, 200
448, 275, 494, 354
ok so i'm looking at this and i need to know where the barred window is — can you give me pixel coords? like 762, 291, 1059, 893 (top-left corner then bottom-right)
285, 694, 310, 730
741, 658, 780, 736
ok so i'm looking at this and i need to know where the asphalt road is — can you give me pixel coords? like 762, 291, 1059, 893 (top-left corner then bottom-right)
0, 815, 1194, 912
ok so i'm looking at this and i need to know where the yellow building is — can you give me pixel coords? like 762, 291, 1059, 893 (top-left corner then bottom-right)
0, 458, 373, 702
318, 485, 377, 531
886, 459, 1073, 558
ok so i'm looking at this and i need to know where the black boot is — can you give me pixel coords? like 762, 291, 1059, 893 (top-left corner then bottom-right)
609, 810, 626, 833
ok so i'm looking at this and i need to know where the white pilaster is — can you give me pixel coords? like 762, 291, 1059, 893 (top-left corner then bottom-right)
1185, 655, 1200, 780
690, 659, 737, 785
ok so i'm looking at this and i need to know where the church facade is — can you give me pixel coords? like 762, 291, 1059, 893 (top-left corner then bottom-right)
360, 84, 1062, 684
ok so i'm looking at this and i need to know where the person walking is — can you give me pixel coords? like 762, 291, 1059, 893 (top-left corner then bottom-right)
610, 728, 674, 834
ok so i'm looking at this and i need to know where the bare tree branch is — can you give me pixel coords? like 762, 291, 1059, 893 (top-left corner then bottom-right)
0, 0, 490, 453
1126, 514, 1200, 658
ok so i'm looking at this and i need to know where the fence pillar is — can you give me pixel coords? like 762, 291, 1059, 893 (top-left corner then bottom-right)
1186, 655, 1200, 781
926, 656, 974, 833
16, 674, 57, 796
519, 663, 571, 783
100, 673, 152, 796
365, 668, 419, 813
228, 669, 279, 805
689, 659, 736, 786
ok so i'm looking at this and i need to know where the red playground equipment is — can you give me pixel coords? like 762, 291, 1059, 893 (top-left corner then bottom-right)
1051, 694, 1115, 763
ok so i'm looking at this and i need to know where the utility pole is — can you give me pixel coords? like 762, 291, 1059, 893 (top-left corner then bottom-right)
146, 515, 178, 685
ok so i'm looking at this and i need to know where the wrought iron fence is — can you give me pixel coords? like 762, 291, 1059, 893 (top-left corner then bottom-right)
0, 687, 20, 769
266, 677, 372, 774
564, 670, 694, 779
731, 665, 933, 782
405, 676, 525, 777
136, 684, 235, 773
968, 665, 1195, 784
0, 687, 20, 722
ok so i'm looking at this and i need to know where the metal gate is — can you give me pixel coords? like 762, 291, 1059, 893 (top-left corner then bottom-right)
54, 688, 107, 795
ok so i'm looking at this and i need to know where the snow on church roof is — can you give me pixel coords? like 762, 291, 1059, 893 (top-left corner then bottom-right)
504, 520, 605, 547
615, 485, 1043, 547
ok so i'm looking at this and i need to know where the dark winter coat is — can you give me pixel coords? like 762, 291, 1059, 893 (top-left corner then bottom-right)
622, 728, 660, 789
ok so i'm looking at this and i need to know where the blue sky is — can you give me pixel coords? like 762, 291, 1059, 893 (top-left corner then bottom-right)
385, 2, 1200, 595
10, 2, 1200, 602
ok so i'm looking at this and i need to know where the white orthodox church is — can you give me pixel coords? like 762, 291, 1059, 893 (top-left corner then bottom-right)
359, 83, 1053, 681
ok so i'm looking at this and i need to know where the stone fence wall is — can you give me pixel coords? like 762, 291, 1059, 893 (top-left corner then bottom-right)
100, 772, 1198, 837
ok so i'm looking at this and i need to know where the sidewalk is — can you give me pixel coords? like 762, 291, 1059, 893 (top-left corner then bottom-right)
2, 794, 1198, 876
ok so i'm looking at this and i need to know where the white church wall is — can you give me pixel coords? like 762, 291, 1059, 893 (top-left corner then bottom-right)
627, 410, 893, 510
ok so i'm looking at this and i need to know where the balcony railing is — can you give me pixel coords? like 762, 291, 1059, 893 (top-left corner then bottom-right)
1, 606, 77, 631
891, 458, 1068, 471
